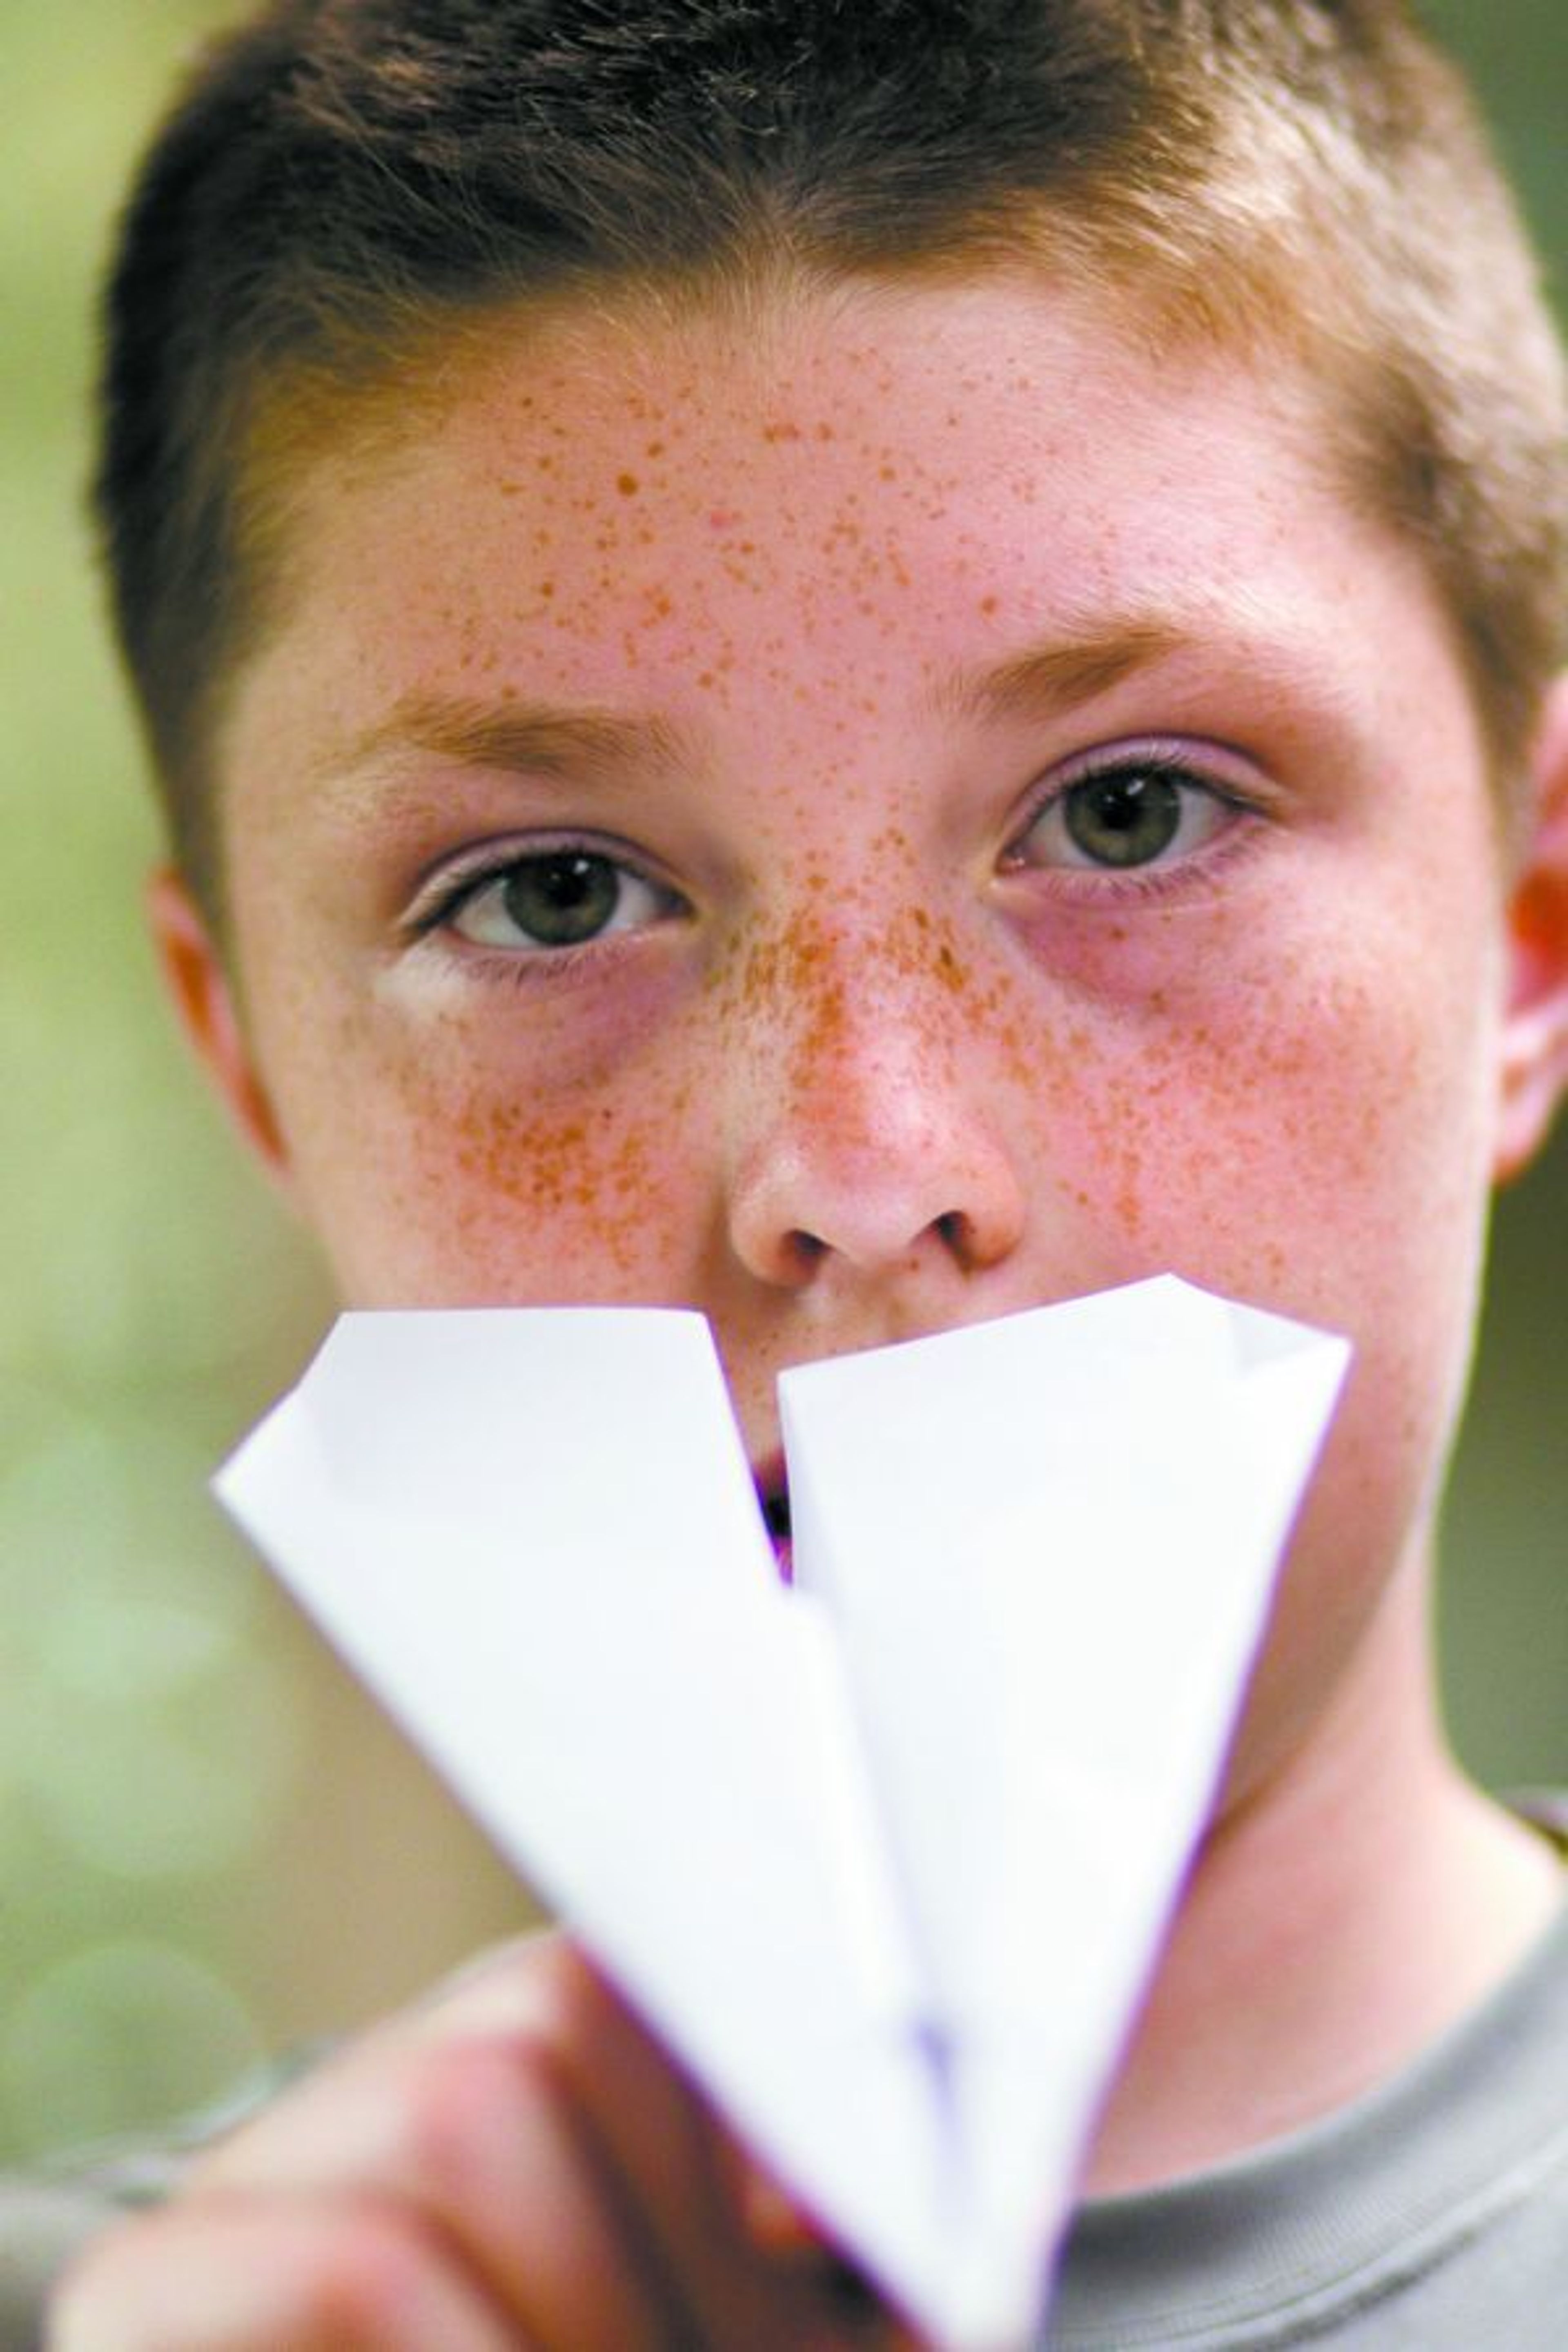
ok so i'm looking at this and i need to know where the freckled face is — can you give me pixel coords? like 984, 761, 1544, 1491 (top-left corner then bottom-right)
217, 278, 1509, 1796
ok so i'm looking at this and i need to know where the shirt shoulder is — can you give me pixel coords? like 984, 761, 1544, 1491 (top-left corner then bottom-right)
1048, 1846, 1568, 2348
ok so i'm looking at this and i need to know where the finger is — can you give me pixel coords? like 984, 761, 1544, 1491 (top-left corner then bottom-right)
429, 1939, 764, 2339
404, 1938, 852, 2343
48, 2190, 526, 2352
192, 2011, 688, 2349
518, 1949, 923, 2350
713, 2125, 825, 2256
717, 2145, 927, 2348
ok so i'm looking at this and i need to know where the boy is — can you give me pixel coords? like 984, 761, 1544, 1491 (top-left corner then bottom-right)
36, 0, 1568, 2341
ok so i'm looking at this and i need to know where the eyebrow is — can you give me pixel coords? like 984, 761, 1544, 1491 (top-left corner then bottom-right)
936, 620, 1205, 726
324, 690, 690, 783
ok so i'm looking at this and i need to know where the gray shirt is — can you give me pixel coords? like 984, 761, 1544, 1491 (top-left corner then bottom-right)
1048, 1851, 1568, 2346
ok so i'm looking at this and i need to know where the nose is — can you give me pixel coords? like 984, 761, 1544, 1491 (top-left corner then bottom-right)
722, 917, 1029, 1294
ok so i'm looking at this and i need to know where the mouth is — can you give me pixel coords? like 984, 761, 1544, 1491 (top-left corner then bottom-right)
754, 1458, 793, 1582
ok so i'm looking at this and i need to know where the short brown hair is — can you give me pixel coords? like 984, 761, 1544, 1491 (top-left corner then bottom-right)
94, 0, 1568, 908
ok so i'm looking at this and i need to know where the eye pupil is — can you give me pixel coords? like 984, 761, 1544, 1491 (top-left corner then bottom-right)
502, 853, 619, 944
1064, 769, 1183, 868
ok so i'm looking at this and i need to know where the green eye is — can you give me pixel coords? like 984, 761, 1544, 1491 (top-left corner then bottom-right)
1012, 758, 1238, 875
1062, 770, 1184, 868
502, 853, 620, 945
449, 850, 674, 951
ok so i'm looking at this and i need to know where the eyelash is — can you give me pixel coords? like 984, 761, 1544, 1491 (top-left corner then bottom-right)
404, 836, 688, 973
1001, 740, 1263, 895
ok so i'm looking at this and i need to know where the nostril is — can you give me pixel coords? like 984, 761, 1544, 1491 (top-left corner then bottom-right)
935, 1207, 980, 1265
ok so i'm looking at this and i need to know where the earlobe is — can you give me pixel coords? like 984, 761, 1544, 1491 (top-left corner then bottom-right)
1494, 676, 1568, 1185
147, 868, 294, 1187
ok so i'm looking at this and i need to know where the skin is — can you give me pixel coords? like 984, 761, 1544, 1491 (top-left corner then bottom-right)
56, 274, 1568, 2347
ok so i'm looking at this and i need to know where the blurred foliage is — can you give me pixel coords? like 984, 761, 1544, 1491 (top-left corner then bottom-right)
1, 2, 1564, 2162
0, 2, 526, 2163
1419, 9, 1568, 1799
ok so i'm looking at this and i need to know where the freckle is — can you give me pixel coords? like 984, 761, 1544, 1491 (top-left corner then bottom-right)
539, 579, 555, 598
646, 439, 666, 457
979, 595, 998, 616
616, 471, 640, 497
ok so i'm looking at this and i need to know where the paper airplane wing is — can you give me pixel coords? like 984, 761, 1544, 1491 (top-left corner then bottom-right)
779, 1276, 1350, 2333
215, 1307, 965, 2335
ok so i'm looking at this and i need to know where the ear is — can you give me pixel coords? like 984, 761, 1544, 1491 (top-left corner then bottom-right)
1494, 676, 1568, 1185
147, 867, 294, 1189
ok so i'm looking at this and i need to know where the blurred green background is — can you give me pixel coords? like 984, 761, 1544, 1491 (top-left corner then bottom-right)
1, 2, 1564, 2163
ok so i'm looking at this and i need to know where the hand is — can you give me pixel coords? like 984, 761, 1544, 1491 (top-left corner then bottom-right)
48, 1933, 928, 2350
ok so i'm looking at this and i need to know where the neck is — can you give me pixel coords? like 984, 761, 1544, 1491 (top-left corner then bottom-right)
1080, 1547, 1564, 2198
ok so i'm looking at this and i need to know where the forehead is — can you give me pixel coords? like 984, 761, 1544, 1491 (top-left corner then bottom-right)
223, 273, 1474, 825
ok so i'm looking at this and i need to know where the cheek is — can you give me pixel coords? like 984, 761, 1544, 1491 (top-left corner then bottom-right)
1129, 964, 1486, 1539
1048, 892, 1501, 1800
1014, 871, 1499, 1322
434, 1078, 715, 1300
256, 982, 714, 1306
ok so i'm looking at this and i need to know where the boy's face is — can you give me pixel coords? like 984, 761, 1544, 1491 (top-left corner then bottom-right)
182, 276, 1548, 1803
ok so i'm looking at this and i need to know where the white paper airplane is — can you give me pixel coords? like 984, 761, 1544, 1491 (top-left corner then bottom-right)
214, 1276, 1349, 2349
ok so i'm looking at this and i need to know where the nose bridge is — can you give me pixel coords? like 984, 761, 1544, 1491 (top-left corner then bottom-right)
719, 895, 1028, 1284
737, 896, 962, 1120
